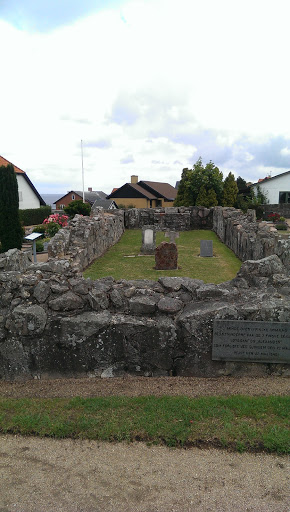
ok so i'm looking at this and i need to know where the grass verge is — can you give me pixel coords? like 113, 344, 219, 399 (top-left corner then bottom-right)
0, 395, 288, 454
83, 230, 241, 283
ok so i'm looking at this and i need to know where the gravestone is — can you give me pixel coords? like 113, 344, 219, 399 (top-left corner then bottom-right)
165, 231, 179, 244
140, 225, 156, 254
155, 242, 178, 270
200, 240, 213, 257
212, 320, 290, 363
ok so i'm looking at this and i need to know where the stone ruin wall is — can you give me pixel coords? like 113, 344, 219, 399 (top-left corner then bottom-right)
213, 207, 289, 269
47, 209, 124, 271
0, 206, 289, 380
124, 206, 213, 231
262, 203, 290, 219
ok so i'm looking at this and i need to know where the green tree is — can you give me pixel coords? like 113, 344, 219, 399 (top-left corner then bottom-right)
0, 164, 23, 253
175, 158, 224, 207
245, 185, 268, 219
174, 168, 193, 206
196, 186, 218, 207
222, 172, 239, 206
63, 200, 91, 218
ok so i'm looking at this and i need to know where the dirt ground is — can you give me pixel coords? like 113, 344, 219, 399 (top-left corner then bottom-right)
0, 376, 289, 512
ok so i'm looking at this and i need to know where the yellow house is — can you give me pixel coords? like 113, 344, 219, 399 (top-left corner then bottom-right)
107, 175, 177, 208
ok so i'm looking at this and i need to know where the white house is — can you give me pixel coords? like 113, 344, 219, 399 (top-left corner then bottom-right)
0, 156, 46, 209
252, 171, 290, 204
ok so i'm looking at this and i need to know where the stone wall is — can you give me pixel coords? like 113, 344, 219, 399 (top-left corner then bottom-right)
0, 206, 289, 380
0, 248, 31, 272
0, 254, 289, 380
213, 207, 290, 269
263, 203, 290, 218
124, 206, 213, 230
47, 209, 124, 271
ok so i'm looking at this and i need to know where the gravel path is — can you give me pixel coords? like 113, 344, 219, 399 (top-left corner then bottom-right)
0, 375, 289, 398
0, 376, 289, 512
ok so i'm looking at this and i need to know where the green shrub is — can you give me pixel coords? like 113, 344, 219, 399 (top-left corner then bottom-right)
279, 216, 285, 222
35, 240, 44, 252
19, 206, 51, 226
46, 222, 60, 237
32, 225, 47, 238
64, 200, 91, 218
276, 223, 288, 231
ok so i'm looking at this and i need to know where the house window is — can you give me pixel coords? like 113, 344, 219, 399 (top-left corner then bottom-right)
72, 194, 75, 200
279, 191, 290, 204
59, 204, 65, 209
156, 199, 162, 207
18, 191, 23, 202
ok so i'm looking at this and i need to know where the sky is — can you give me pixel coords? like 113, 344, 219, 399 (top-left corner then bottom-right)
1, 0, 290, 195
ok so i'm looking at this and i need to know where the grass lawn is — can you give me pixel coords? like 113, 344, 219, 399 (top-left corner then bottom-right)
0, 395, 288, 453
84, 230, 241, 283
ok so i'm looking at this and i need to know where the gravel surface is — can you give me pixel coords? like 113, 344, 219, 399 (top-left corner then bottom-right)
0, 376, 289, 512
0, 375, 289, 398
0, 436, 289, 512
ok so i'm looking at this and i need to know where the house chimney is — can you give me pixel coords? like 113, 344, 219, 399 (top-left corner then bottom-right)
88, 187, 92, 192
131, 175, 138, 184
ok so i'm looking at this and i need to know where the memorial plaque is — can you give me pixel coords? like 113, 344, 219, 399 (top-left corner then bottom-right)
212, 320, 290, 363
200, 240, 213, 257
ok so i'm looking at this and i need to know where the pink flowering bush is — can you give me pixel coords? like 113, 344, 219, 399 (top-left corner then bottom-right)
42, 213, 69, 238
43, 213, 68, 227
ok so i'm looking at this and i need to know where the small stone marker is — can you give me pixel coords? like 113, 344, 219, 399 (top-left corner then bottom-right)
155, 242, 178, 270
140, 225, 156, 254
212, 320, 290, 363
165, 231, 179, 244
200, 240, 213, 257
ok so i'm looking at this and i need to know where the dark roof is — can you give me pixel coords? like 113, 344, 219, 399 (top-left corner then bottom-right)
22, 174, 46, 205
138, 181, 178, 200
91, 199, 118, 209
107, 183, 158, 200
55, 190, 107, 205
252, 170, 290, 186
0, 155, 46, 205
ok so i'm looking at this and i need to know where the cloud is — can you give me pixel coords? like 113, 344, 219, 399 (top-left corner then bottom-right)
120, 154, 134, 164
83, 139, 112, 149
108, 92, 142, 126
0, 0, 123, 32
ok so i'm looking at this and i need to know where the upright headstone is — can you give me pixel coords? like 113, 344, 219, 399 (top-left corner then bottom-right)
165, 231, 179, 244
140, 225, 156, 254
155, 242, 178, 270
200, 240, 213, 257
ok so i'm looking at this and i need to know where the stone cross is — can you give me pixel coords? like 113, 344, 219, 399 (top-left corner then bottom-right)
165, 231, 179, 244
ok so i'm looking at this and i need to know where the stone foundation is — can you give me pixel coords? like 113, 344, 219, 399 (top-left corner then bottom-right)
0, 206, 289, 380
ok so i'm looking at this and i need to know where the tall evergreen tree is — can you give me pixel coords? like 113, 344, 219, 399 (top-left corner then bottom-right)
222, 172, 239, 206
174, 168, 192, 206
175, 157, 224, 207
0, 164, 23, 252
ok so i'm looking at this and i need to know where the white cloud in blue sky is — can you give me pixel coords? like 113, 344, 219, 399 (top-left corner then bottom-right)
0, 0, 290, 194
0, 0, 123, 31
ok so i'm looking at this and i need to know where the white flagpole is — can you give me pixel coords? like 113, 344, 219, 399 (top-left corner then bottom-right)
81, 139, 85, 203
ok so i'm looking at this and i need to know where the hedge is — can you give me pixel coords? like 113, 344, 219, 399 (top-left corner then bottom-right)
19, 206, 51, 226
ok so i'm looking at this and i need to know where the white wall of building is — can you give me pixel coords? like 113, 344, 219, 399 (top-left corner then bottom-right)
17, 174, 41, 209
253, 173, 290, 204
